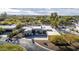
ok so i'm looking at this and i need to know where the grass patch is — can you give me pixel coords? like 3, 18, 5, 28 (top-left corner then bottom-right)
48, 34, 79, 46
48, 34, 79, 50
0, 43, 26, 51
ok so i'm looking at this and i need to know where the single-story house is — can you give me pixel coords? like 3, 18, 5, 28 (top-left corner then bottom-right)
22, 25, 60, 37
0, 24, 17, 37
75, 23, 79, 31
0, 24, 16, 30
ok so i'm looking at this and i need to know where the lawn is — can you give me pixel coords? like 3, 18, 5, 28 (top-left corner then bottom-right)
48, 34, 79, 50
0, 43, 26, 51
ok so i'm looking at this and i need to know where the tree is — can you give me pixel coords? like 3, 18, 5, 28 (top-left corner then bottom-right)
16, 24, 23, 29
50, 13, 60, 28
8, 30, 19, 38
0, 27, 5, 34
0, 12, 7, 20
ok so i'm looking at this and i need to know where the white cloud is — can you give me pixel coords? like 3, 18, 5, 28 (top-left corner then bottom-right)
0, 8, 20, 14
0, 8, 79, 16
6, 8, 50, 15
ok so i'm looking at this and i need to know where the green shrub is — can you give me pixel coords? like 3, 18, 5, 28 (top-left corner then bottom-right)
16, 24, 23, 29
8, 30, 19, 38
0, 27, 5, 34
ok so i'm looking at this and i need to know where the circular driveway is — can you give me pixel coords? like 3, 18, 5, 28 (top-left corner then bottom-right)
19, 38, 49, 51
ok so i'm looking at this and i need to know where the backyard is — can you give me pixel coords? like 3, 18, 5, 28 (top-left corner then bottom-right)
0, 12, 79, 51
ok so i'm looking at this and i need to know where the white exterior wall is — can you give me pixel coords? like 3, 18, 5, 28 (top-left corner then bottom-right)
76, 26, 79, 31
47, 28, 60, 36
75, 23, 79, 31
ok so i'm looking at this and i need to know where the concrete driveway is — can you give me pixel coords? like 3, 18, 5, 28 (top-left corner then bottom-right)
19, 38, 49, 51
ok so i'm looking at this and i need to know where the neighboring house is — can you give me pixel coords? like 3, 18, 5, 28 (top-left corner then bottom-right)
0, 24, 17, 37
74, 23, 79, 31
0, 24, 16, 30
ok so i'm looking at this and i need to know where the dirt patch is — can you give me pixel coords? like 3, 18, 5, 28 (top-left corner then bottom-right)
35, 40, 60, 51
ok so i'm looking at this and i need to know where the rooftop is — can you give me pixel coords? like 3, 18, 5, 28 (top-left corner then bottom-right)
0, 24, 16, 29
22, 25, 60, 36
22, 25, 53, 31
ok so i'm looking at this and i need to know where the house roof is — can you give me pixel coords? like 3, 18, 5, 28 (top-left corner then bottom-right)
0, 24, 16, 29
24, 27, 32, 31
41, 25, 53, 31
23, 25, 53, 31
32, 26, 41, 29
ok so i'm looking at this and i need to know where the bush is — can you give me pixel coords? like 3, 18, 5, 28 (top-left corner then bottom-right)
0, 27, 5, 34
0, 43, 25, 51
16, 24, 23, 29
8, 30, 20, 38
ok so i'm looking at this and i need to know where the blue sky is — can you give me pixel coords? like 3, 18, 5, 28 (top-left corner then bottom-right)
0, 8, 79, 16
